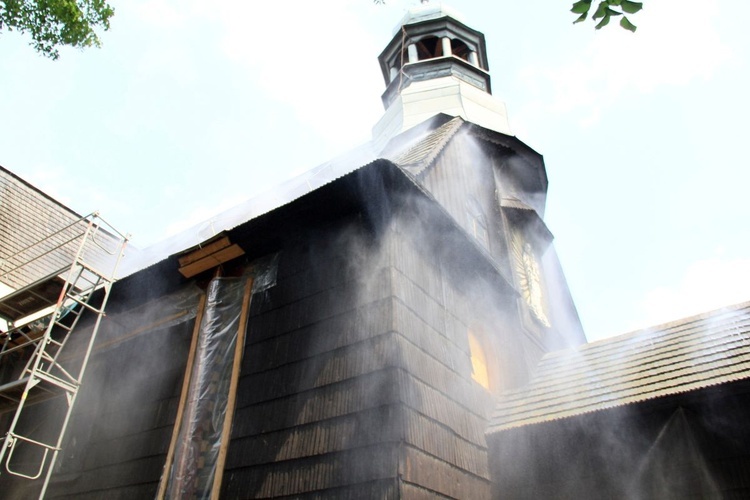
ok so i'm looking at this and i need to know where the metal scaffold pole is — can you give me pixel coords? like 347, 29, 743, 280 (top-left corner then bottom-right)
0, 212, 128, 499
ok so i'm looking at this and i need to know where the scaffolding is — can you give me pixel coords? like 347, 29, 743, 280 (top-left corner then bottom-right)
0, 212, 128, 498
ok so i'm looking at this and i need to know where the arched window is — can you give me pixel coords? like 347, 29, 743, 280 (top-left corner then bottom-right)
450, 38, 471, 61
415, 35, 443, 60
468, 330, 490, 390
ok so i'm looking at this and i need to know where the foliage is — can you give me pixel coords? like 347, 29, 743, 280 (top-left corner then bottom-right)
571, 0, 643, 32
0, 0, 114, 59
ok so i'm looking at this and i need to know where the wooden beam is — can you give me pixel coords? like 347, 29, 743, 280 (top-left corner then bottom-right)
156, 293, 207, 500
56, 310, 190, 364
177, 236, 231, 268
178, 244, 245, 279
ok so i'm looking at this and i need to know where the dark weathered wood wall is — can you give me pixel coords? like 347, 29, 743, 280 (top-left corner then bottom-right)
221, 218, 403, 498
417, 132, 584, 355
36, 307, 197, 499
0, 147, 574, 498
221, 204, 522, 498
488, 383, 750, 499
386, 219, 495, 498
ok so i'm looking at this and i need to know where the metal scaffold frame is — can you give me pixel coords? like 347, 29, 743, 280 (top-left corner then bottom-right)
0, 212, 128, 499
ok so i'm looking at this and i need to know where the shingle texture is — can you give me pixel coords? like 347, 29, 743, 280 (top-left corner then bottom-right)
389, 117, 464, 176
0, 166, 83, 289
488, 301, 750, 433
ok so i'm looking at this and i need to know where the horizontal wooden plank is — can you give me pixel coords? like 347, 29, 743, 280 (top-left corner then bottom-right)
177, 236, 231, 267
178, 244, 245, 278
402, 445, 491, 499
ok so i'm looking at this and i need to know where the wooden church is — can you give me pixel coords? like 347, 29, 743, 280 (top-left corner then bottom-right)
3, 3, 747, 500
0, 5, 584, 497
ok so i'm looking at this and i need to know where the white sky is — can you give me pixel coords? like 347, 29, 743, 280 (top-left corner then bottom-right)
1, 0, 748, 341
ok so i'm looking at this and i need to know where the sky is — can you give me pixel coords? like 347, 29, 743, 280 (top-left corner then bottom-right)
1, 0, 748, 342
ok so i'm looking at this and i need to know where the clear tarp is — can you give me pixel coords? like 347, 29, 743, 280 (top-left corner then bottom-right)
97, 284, 203, 353
158, 254, 277, 499
164, 276, 248, 499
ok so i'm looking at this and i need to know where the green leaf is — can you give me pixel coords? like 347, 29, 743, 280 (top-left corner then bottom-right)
606, 0, 622, 5
620, 16, 637, 32
620, 0, 643, 14
595, 14, 611, 29
605, 7, 623, 16
0, 0, 114, 59
573, 12, 588, 24
592, 1, 608, 19
573, 13, 588, 24
571, 0, 592, 14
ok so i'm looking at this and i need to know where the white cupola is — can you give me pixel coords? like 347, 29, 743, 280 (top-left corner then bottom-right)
373, 2, 511, 150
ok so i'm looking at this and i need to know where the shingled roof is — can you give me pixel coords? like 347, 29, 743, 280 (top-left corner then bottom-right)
389, 116, 464, 176
487, 301, 750, 433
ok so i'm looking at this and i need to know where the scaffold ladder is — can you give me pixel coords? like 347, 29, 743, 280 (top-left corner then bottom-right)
0, 212, 128, 499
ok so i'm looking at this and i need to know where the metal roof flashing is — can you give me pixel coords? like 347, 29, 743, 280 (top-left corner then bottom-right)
118, 141, 380, 278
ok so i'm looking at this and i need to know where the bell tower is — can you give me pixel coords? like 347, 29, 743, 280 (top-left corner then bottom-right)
373, 2, 511, 149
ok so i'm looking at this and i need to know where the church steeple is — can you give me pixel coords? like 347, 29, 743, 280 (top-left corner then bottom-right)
373, 2, 511, 149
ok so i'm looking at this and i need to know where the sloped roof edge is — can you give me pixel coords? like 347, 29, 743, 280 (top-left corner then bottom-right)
0, 164, 83, 219
487, 300, 750, 434
118, 142, 380, 278
380, 113, 547, 192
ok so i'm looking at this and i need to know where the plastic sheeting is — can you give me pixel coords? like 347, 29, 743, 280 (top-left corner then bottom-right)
91, 284, 203, 356
249, 252, 279, 294
164, 277, 248, 499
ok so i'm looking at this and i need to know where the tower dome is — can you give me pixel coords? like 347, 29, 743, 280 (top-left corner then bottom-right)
372, 2, 511, 149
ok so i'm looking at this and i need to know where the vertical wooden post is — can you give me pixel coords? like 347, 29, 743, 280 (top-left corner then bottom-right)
210, 276, 254, 499
156, 293, 207, 500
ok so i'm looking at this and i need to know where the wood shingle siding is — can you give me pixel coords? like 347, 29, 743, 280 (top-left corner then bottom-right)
401, 446, 490, 498
222, 445, 400, 498
32, 302, 198, 500
0, 167, 87, 290
216, 199, 501, 497
232, 369, 403, 438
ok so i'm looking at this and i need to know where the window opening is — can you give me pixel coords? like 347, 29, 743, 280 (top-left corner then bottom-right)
468, 330, 490, 390
415, 36, 442, 60
450, 38, 471, 62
